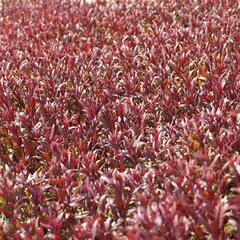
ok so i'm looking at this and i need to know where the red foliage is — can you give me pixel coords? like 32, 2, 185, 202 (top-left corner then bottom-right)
0, 0, 239, 239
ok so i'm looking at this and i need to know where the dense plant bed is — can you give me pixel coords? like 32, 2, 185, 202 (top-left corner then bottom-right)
0, 0, 239, 239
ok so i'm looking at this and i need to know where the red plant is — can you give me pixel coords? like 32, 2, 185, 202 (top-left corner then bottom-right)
0, 0, 239, 239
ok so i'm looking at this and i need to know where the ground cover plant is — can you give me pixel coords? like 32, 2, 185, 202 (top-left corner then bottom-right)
0, 0, 239, 239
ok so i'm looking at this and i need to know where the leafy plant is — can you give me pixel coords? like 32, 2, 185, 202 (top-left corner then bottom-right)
0, 0, 239, 239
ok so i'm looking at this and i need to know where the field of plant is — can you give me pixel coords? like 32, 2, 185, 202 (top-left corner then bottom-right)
0, 0, 239, 239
